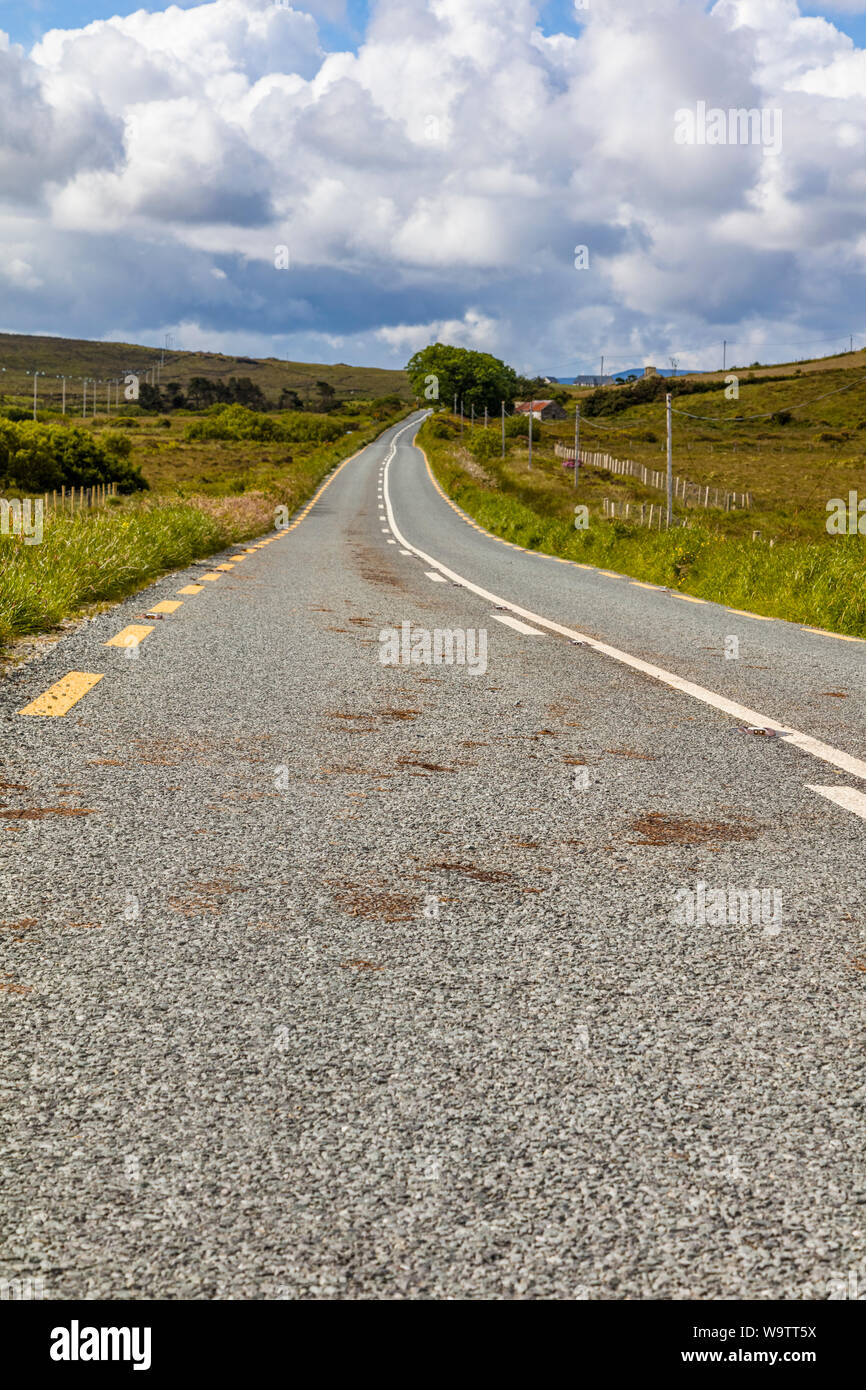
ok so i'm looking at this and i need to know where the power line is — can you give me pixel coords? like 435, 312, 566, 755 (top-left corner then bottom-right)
670, 365, 866, 423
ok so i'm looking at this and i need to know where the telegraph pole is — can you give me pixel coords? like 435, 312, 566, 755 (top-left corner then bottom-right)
62, 376, 66, 414
600, 355, 604, 382
83, 380, 87, 418
528, 401, 533, 469
501, 400, 505, 458
33, 372, 38, 420
666, 392, 673, 528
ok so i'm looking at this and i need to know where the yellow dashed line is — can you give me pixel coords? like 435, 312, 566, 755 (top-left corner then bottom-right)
631, 581, 664, 590
19, 672, 104, 717
802, 626, 865, 643
215, 563, 235, 571
199, 573, 222, 582
673, 594, 707, 605
104, 624, 155, 648
598, 570, 623, 579
148, 601, 182, 614
726, 607, 774, 621
177, 584, 204, 595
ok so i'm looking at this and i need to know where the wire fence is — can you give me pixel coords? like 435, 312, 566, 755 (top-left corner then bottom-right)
554, 443, 752, 511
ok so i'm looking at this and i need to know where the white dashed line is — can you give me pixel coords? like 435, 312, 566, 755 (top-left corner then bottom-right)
807, 785, 866, 820
381, 431, 866, 800
491, 613, 545, 635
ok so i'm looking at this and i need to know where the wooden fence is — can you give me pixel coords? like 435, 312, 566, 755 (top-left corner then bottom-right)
555, 444, 752, 512
40, 483, 119, 511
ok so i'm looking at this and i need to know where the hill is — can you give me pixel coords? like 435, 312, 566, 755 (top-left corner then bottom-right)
0, 331, 412, 409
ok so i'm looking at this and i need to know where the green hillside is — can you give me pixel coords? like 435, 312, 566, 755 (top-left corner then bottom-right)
0, 331, 412, 409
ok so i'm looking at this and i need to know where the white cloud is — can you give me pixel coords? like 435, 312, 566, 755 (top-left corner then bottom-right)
1, 0, 866, 370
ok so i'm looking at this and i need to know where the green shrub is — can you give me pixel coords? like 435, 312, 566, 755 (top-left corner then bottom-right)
0, 418, 148, 494
468, 428, 500, 461
185, 404, 343, 444
504, 415, 539, 440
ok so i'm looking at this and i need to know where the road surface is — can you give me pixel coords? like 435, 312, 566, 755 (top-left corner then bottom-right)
1, 411, 863, 1299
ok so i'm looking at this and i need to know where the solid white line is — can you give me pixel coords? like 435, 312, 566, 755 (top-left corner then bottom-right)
491, 613, 545, 635
807, 785, 866, 820
425, 571, 447, 583
382, 428, 866, 787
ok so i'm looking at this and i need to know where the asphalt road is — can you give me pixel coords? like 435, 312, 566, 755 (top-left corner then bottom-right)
1, 411, 863, 1300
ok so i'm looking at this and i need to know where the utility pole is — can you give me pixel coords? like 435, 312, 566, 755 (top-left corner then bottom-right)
471, 403, 475, 428
484, 406, 488, 430
62, 376, 66, 414
33, 372, 38, 420
666, 392, 673, 528
83, 380, 87, 418
107, 380, 111, 414
501, 400, 505, 458
528, 401, 533, 469
453, 392, 457, 416
573, 403, 580, 490
600, 355, 604, 382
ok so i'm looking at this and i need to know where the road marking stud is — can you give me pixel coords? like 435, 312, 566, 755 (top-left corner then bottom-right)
19, 672, 104, 717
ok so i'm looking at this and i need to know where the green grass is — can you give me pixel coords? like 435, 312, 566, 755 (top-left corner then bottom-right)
421, 422, 866, 639
0, 495, 273, 649
0, 406, 410, 652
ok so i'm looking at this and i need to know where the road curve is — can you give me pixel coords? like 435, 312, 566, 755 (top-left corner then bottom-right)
1, 411, 863, 1300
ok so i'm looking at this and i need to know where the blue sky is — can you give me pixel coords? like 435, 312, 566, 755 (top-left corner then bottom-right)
4, 1, 866, 49
1, 0, 371, 48
2, 0, 866, 374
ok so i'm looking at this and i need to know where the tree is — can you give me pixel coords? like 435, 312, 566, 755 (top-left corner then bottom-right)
405, 344, 519, 413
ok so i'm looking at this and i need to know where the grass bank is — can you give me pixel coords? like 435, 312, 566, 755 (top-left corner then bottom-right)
0, 409, 410, 652
421, 422, 866, 639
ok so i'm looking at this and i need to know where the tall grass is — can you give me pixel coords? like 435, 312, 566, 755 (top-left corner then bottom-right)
423, 428, 866, 638
0, 495, 274, 647
0, 406, 410, 651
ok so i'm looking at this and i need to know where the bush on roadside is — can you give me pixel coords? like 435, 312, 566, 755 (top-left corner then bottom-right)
185, 404, 344, 444
0, 418, 148, 494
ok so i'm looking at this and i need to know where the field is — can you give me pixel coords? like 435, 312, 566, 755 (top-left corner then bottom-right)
419, 362, 866, 637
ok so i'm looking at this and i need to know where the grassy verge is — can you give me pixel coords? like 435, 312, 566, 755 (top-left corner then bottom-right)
421, 422, 866, 639
0, 409, 410, 652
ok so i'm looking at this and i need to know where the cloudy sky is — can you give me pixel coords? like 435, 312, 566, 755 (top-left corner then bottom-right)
2, 0, 866, 375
